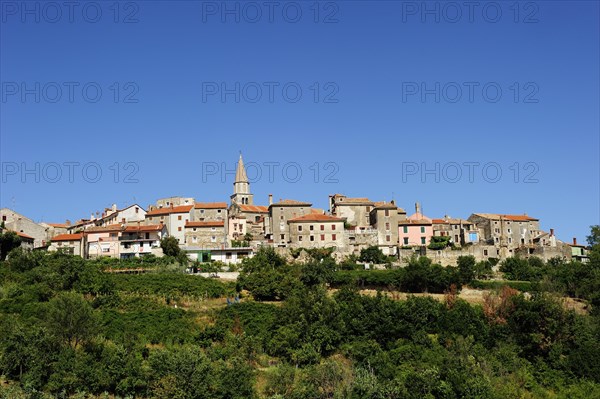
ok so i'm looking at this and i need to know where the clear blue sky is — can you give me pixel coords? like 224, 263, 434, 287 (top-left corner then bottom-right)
1, 0, 599, 243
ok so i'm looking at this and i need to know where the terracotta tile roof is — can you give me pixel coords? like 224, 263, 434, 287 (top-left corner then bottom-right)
270, 199, 312, 207
123, 224, 165, 233
288, 214, 344, 223
501, 214, 539, 221
194, 202, 228, 209
146, 205, 193, 216
473, 213, 538, 221
432, 218, 471, 225
336, 197, 373, 204
52, 233, 83, 242
86, 224, 123, 233
47, 223, 69, 228
185, 221, 225, 228
239, 205, 269, 213
374, 202, 398, 209
14, 231, 34, 240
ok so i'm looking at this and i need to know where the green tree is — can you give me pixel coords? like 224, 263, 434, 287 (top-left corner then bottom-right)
238, 247, 298, 300
456, 255, 476, 284
46, 292, 97, 349
160, 236, 181, 257
359, 246, 388, 264
0, 231, 21, 261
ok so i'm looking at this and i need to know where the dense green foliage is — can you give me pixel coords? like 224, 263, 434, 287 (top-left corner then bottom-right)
330, 256, 462, 293
1, 225, 600, 398
0, 231, 21, 261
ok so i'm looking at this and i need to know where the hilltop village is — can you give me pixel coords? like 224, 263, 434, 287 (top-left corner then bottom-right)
0, 154, 590, 266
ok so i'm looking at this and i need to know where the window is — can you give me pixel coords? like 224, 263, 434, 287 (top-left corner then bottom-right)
403, 237, 409, 245
192, 236, 198, 243
385, 222, 390, 230
403, 226, 408, 233
484, 249, 488, 256
178, 215, 182, 220
507, 228, 512, 234
280, 234, 285, 240
332, 225, 336, 231
455, 235, 459, 242
280, 215, 284, 220
193, 228, 197, 232
386, 235, 391, 242
211, 227, 216, 231
310, 225, 314, 231
320, 225, 324, 231
421, 237, 426, 245
310, 236, 315, 242
217, 210, 221, 213
509, 237, 512, 243
145, 233, 150, 239
200, 210, 205, 214
299, 236, 303, 241
420, 226, 425, 233
178, 227, 182, 231
385, 210, 389, 216
321, 234, 325, 241
298, 225, 303, 232
226, 252, 232, 259
135, 207, 139, 213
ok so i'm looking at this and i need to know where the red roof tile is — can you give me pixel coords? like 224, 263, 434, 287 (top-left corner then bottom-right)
123, 224, 165, 233
239, 205, 269, 213
52, 233, 83, 242
289, 214, 344, 223
270, 199, 312, 207
146, 205, 193, 216
194, 202, 228, 209
15, 231, 34, 240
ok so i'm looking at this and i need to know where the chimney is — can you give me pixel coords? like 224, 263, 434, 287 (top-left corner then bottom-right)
415, 202, 421, 215
550, 228, 554, 237
573, 237, 577, 245
269, 194, 273, 205
112, 203, 117, 212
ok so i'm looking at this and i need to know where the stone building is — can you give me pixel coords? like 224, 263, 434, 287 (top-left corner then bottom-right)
288, 213, 345, 251
269, 199, 313, 247
96, 204, 146, 227
329, 194, 374, 228
468, 213, 541, 257
184, 221, 227, 248
49, 233, 84, 256
145, 205, 193, 245
0, 208, 50, 248
155, 196, 194, 208
369, 201, 403, 256
432, 216, 479, 246
192, 202, 228, 222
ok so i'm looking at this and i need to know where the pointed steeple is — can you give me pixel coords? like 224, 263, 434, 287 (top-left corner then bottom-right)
235, 152, 248, 183
231, 152, 254, 206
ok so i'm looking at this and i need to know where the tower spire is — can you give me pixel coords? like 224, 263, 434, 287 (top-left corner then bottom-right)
235, 152, 248, 183
231, 152, 253, 205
